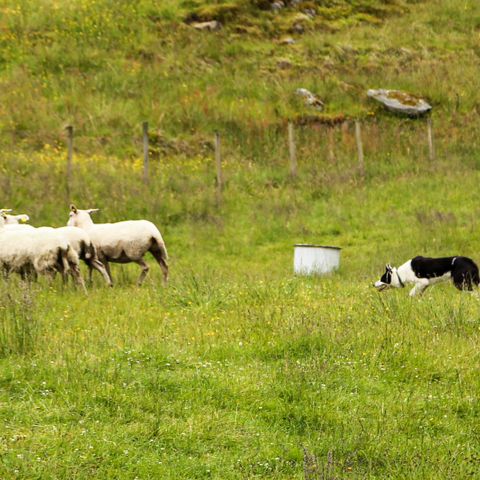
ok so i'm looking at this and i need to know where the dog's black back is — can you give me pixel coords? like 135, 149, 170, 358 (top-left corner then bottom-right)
411, 256, 480, 291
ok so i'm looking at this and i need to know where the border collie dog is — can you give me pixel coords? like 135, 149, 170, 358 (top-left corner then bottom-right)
375, 256, 480, 297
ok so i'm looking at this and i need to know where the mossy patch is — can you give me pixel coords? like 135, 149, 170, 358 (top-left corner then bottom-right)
385, 90, 424, 107
183, 0, 409, 32
185, 3, 242, 22
274, 12, 314, 34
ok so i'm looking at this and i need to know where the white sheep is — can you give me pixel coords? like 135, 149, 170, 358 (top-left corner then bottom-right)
39, 226, 111, 286
4, 213, 111, 286
0, 213, 86, 292
67, 204, 169, 286
4, 223, 36, 232
3, 213, 37, 232
0, 215, 36, 278
58, 227, 112, 286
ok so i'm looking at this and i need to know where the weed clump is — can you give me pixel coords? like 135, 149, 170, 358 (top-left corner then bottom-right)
0, 283, 38, 357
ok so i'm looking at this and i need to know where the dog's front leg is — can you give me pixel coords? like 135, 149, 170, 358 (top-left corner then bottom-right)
409, 280, 429, 297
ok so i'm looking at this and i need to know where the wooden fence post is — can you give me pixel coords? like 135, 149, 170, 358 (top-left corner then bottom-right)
341, 121, 350, 147
65, 125, 73, 199
327, 126, 335, 163
215, 131, 223, 203
143, 122, 149, 184
288, 122, 297, 177
427, 116, 435, 161
355, 120, 365, 176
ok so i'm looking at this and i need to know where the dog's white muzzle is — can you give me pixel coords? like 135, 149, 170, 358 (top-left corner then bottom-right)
374, 281, 389, 291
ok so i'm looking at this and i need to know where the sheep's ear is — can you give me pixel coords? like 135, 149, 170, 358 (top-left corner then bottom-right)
19, 214, 29, 224
0, 208, 12, 213
70, 204, 77, 213
87, 208, 100, 214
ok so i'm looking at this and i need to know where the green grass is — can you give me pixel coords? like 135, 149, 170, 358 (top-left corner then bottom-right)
2, 140, 480, 478
2, 266, 480, 478
1, 0, 480, 478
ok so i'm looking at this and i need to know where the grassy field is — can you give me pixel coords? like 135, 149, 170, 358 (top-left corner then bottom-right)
1, 144, 480, 478
1, 0, 480, 478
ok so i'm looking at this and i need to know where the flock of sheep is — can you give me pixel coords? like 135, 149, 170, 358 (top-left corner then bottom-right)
0, 205, 169, 293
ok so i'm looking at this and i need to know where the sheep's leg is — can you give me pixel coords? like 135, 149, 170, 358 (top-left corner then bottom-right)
85, 258, 111, 287
24, 269, 37, 282
20, 266, 35, 282
150, 248, 169, 284
88, 264, 94, 284
104, 261, 113, 286
70, 264, 88, 295
90, 259, 113, 287
136, 259, 150, 286
43, 270, 56, 287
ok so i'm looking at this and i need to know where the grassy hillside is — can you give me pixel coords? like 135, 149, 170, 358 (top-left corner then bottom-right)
0, 0, 479, 156
1, 0, 480, 479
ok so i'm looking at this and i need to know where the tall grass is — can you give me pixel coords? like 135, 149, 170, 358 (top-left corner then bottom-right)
0, 282, 37, 357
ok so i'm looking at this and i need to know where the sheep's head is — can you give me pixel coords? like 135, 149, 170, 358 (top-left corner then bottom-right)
4, 214, 30, 225
0, 209, 12, 227
68, 204, 100, 228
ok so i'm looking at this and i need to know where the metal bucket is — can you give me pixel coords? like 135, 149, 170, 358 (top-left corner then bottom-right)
294, 244, 341, 276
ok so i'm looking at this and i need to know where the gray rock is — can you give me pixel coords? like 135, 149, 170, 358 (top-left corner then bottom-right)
192, 21, 221, 32
279, 36, 296, 45
292, 23, 304, 34
291, 12, 311, 34
271, 1, 285, 12
303, 8, 316, 18
367, 89, 432, 117
296, 88, 325, 110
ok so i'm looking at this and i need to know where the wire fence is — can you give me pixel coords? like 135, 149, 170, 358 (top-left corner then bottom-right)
59, 115, 440, 194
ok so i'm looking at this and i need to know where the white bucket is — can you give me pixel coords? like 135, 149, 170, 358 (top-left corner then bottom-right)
294, 244, 341, 276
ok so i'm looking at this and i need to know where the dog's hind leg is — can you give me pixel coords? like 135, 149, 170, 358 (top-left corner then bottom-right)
453, 271, 474, 291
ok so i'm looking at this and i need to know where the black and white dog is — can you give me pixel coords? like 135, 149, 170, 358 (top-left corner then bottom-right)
375, 256, 480, 296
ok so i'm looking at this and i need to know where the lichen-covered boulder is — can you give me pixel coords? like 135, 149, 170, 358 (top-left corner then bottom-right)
296, 88, 324, 110
367, 89, 432, 117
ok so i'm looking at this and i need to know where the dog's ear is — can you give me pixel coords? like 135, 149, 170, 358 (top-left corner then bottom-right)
386, 263, 392, 271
